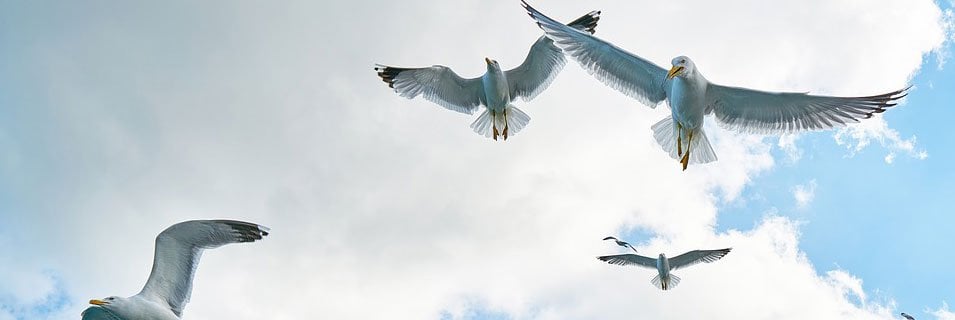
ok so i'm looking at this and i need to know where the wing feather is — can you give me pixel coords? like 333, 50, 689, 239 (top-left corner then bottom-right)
522, 1, 667, 107
375, 64, 486, 115
136, 220, 269, 317
707, 84, 908, 134
596, 254, 657, 269
667, 248, 731, 271
506, 10, 600, 101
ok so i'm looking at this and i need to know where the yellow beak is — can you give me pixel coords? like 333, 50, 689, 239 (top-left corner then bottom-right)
89, 299, 106, 306
485, 57, 492, 65
667, 66, 684, 79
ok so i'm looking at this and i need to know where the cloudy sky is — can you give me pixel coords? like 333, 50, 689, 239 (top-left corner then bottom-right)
1, 0, 954, 319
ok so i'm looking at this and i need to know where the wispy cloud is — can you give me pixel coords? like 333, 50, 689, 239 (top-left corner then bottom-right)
793, 180, 818, 209
833, 116, 928, 164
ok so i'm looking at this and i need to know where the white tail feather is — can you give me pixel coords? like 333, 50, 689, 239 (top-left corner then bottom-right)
650, 273, 681, 291
470, 109, 494, 138
651, 116, 717, 164
469, 105, 531, 140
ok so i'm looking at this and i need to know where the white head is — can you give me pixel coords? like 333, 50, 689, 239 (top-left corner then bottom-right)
485, 57, 501, 72
666, 56, 695, 79
658, 253, 667, 259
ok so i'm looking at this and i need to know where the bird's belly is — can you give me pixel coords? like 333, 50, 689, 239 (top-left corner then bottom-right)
482, 74, 510, 112
668, 84, 705, 129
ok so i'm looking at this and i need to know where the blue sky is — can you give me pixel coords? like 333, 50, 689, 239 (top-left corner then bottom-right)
1, 1, 954, 319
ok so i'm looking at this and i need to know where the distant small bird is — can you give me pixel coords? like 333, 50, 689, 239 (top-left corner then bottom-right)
901, 312, 915, 320
83, 220, 269, 320
598, 248, 731, 290
375, 10, 600, 140
602, 236, 637, 253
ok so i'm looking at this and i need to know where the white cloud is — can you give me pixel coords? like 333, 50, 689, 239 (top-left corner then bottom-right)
777, 134, 803, 163
931, 302, 955, 320
793, 180, 818, 209
0, 0, 949, 319
833, 115, 929, 163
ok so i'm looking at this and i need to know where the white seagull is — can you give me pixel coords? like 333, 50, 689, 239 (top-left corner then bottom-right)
602, 236, 638, 253
522, 1, 908, 169
83, 220, 269, 320
375, 10, 600, 140
598, 248, 731, 290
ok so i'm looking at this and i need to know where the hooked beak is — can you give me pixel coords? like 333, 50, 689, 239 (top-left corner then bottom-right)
485, 57, 492, 65
89, 299, 107, 306
667, 66, 684, 79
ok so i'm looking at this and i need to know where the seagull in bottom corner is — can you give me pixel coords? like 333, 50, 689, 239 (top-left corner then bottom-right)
375, 10, 600, 141
598, 248, 731, 290
522, 1, 908, 170
901, 312, 916, 320
602, 236, 638, 253
82, 220, 269, 320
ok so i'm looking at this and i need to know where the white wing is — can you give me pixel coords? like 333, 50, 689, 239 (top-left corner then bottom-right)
522, 1, 668, 107
506, 10, 600, 101
136, 220, 269, 317
375, 64, 486, 115
706, 84, 908, 134
597, 254, 657, 269
668, 248, 731, 271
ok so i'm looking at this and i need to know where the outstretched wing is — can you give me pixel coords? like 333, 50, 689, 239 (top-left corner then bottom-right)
522, 1, 668, 107
706, 84, 908, 134
668, 248, 731, 271
375, 64, 486, 115
597, 254, 657, 269
136, 220, 269, 317
506, 10, 600, 101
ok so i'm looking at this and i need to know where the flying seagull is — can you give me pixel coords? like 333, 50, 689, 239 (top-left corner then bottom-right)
83, 220, 269, 320
375, 10, 601, 141
597, 248, 731, 290
901, 312, 915, 320
522, 1, 908, 170
602, 236, 638, 253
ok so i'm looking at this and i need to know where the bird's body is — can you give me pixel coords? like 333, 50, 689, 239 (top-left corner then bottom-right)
83, 220, 269, 320
523, 1, 907, 169
376, 10, 601, 140
598, 248, 731, 290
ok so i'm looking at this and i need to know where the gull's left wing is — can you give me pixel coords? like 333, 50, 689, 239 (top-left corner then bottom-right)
136, 220, 269, 318
597, 254, 657, 269
667, 248, 731, 271
522, 1, 668, 108
706, 84, 908, 134
506, 10, 600, 101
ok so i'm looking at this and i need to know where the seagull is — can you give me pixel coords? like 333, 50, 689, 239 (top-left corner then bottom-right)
375, 10, 601, 141
522, 1, 908, 170
597, 248, 731, 290
83, 220, 269, 320
901, 312, 916, 320
602, 236, 638, 253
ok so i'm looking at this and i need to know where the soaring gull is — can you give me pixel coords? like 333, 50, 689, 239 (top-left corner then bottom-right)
83, 220, 269, 320
522, 1, 908, 169
375, 10, 600, 140
901, 312, 916, 320
602, 236, 637, 253
598, 248, 731, 290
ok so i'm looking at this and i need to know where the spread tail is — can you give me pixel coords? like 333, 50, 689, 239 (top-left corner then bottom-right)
650, 273, 681, 291
469, 105, 530, 140
651, 116, 717, 168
